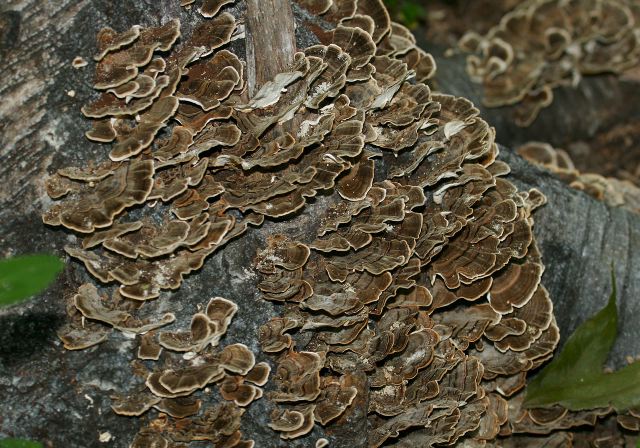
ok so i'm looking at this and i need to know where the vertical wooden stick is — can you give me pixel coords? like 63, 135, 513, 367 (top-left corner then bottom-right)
245, 0, 297, 97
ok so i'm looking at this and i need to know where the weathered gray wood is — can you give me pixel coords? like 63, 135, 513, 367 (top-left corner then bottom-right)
245, 0, 297, 96
0, 1, 639, 447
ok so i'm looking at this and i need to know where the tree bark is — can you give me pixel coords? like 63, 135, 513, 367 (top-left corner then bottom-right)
1, 1, 640, 446
245, 0, 297, 96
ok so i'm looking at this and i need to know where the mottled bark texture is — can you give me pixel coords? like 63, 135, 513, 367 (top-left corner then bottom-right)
0, 1, 639, 447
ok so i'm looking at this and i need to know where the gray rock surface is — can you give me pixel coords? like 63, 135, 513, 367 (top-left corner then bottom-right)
0, 1, 638, 447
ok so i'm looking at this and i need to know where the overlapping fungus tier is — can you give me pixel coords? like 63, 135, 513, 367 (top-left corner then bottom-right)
458, 0, 640, 126
517, 141, 640, 213
42, 0, 634, 446
253, 103, 565, 444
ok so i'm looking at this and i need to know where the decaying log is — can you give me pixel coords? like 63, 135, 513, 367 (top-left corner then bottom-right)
0, 1, 639, 446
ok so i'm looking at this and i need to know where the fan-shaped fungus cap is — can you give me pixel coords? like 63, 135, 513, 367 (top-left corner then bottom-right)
73, 283, 175, 333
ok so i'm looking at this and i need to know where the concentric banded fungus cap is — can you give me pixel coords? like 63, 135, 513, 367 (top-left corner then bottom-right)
158, 297, 238, 352
138, 331, 163, 360
111, 390, 161, 416
154, 396, 203, 418
270, 404, 317, 439
93, 20, 180, 90
199, 0, 236, 18
73, 283, 176, 333
43, 159, 154, 233
219, 375, 262, 406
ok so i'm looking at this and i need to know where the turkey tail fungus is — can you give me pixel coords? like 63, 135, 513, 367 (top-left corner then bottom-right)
39, 0, 639, 446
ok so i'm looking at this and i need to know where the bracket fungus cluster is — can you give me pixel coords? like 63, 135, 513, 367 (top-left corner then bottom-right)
42, 0, 639, 446
518, 141, 640, 213
458, 0, 640, 126
252, 98, 564, 444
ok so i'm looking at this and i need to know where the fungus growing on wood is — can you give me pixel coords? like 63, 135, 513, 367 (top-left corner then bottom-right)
41, 0, 638, 445
240, 2, 567, 439
109, 293, 264, 443
459, 0, 640, 126
73, 283, 176, 333
138, 331, 163, 360
43, 159, 154, 233
518, 141, 640, 213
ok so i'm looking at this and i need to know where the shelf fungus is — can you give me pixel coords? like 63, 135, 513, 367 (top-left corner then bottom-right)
517, 141, 640, 213
42, 0, 637, 445
458, 0, 640, 126
121, 299, 261, 444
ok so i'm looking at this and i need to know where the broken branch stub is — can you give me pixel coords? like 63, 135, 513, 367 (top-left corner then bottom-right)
245, 0, 297, 97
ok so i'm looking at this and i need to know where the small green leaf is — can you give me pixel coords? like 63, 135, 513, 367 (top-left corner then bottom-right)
525, 271, 640, 411
0, 254, 64, 307
383, 0, 426, 28
401, 3, 426, 28
0, 439, 43, 448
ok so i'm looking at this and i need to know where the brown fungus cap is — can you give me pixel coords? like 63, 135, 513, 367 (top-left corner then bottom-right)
259, 315, 303, 353
43, 159, 154, 233
270, 350, 325, 402
93, 20, 180, 90
147, 363, 225, 398
271, 404, 317, 440
57, 321, 111, 351
153, 396, 202, 419
177, 50, 243, 110
111, 390, 161, 416
109, 96, 179, 162
94, 25, 141, 61
73, 283, 175, 333
518, 141, 640, 213
158, 312, 215, 353
219, 375, 262, 407
138, 331, 163, 360
158, 297, 237, 353
198, 0, 236, 18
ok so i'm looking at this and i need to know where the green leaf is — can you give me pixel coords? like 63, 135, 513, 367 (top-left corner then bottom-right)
400, 3, 426, 28
383, 0, 426, 28
0, 439, 43, 448
0, 254, 64, 307
525, 271, 640, 411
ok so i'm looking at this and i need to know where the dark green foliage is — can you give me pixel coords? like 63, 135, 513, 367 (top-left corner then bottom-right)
525, 271, 640, 411
0, 439, 42, 448
0, 256, 62, 448
0, 254, 64, 307
383, 0, 427, 29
